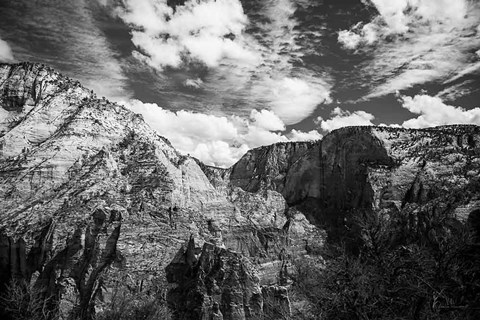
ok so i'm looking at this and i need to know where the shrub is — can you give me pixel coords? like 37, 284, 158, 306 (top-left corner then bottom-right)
0, 279, 57, 320
95, 293, 171, 320
292, 206, 480, 320
94, 276, 172, 320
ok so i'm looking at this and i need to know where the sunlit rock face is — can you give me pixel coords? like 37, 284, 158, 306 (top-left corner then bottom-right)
0, 63, 321, 319
1, 62, 480, 320
169, 124, 480, 318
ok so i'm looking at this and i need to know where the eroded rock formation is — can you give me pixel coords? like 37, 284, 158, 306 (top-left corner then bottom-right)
0, 207, 121, 320
1, 62, 480, 319
0, 63, 322, 319
165, 237, 291, 320
230, 125, 480, 245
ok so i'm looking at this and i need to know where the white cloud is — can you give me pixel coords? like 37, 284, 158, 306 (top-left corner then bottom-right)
122, 99, 322, 167
444, 61, 480, 84
259, 0, 298, 59
193, 141, 249, 169
116, 0, 258, 69
367, 66, 440, 99
401, 94, 480, 128
317, 107, 375, 132
442, 36, 480, 84
115, 0, 331, 126
368, 0, 468, 35
252, 77, 331, 125
0, 38, 14, 62
338, 22, 379, 50
338, 29, 362, 50
130, 34, 182, 68
125, 99, 238, 141
368, 0, 409, 33
243, 0, 331, 124
339, 0, 480, 100
242, 125, 288, 148
270, 77, 330, 125
288, 129, 322, 141
250, 109, 285, 131
183, 78, 203, 89
436, 80, 475, 101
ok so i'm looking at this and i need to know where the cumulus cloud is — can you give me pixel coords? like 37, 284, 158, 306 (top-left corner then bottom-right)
193, 141, 249, 169
367, 0, 468, 34
288, 129, 322, 141
116, 0, 258, 69
338, 22, 379, 50
400, 94, 480, 128
339, 0, 480, 100
0, 37, 14, 62
260, 77, 331, 125
123, 99, 322, 167
338, 29, 362, 50
115, 0, 331, 126
317, 107, 375, 132
242, 125, 288, 147
353, 0, 469, 43
250, 109, 285, 131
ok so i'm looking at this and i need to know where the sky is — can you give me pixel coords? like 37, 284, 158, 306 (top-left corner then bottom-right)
1, 0, 480, 167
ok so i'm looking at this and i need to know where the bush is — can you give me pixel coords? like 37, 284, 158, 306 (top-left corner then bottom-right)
94, 276, 172, 320
0, 272, 172, 320
292, 207, 480, 320
0, 279, 57, 320
95, 293, 171, 320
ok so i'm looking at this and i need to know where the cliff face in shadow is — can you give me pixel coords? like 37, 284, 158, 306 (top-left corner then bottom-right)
229, 125, 480, 243
1, 62, 480, 319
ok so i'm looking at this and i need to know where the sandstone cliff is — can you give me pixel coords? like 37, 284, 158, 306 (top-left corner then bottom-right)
230, 125, 480, 244
0, 63, 319, 319
1, 62, 480, 320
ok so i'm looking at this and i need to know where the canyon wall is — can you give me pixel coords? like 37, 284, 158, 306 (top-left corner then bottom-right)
1, 62, 480, 319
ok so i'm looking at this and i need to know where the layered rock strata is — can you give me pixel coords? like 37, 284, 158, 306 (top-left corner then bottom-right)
230, 125, 480, 245
1, 62, 480, 319
0, 63, 320, 319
